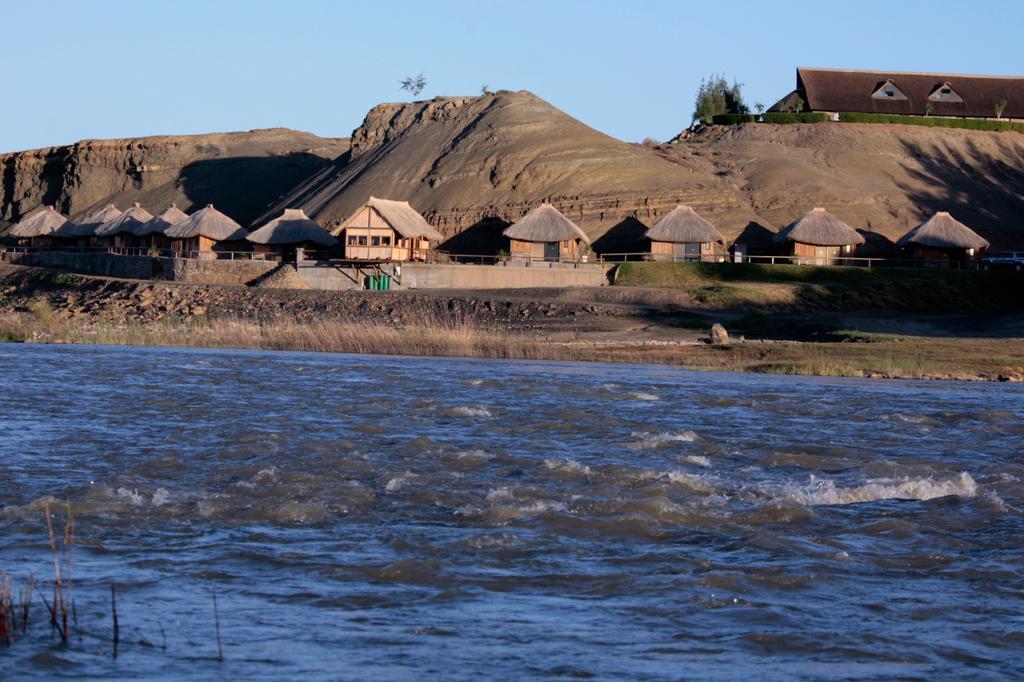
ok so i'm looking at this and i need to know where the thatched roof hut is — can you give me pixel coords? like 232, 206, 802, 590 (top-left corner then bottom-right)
897, 212, 989, 250
645, 205, 725, 244
364, 197, 444, 240
774, 208, 865, 246
247, 208, 336, 245
502, 204, 591, 244
165, 204, 248, 241
135, 204, 189, 237
96, 203, 153, 237
59, 203, 121, 238
6, 205, 69, 239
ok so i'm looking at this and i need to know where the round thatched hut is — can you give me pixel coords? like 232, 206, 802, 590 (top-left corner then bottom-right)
247, 208, 337, 261
774, 207, 865, 265
164, 204, 249, 257
897, 211, 988, 264
334, 197, 443, 261
5, 205, 70, 246
645, 205, 726, 262
61, 203, 122, 246
502, 204, 590, 262
135, 204, 189, 250
95, 203, 153, 248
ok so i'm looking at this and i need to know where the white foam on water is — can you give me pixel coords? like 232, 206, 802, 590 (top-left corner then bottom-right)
666, 471, 719, 494
779, 472, 979, 506
457, 448, 494, 462
445, 405, 493, 418
385, 473, 417, 493
485, 486, 515, 503
543, 458, 593, 476
254, 466, 278, 482
116, 487, 145, 506
685, 455, 712, 468
629, 392, 660, 401
628, 430, 701, 450
882, 413, 937, 426
469, 379, 485, 386
151, 488, 171, 506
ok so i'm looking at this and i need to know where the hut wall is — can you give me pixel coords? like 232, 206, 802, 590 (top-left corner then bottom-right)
651, 240, 722, 262
510, 238, 580, 261
791, 241, 845, 265
912, 245, 974, 262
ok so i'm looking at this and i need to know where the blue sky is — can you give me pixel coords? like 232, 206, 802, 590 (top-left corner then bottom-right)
1, 0, 1022, 153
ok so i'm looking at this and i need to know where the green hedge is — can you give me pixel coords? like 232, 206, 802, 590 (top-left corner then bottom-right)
762, 112, 832, 124
839, 112, 1024, 133
712, 113, 758, 125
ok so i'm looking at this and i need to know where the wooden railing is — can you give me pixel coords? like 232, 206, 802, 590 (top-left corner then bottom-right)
428, 251, 596, 266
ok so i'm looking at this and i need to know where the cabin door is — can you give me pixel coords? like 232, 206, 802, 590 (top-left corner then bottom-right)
544, 242, 559, 261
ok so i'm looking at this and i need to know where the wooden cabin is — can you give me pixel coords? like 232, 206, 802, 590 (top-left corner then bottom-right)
333, 197, 442, 261
774, 207, 865, 265
247, 208, 337, 261
135, 204, 189, 250
897, 211, 988, 265
502, 204, 591, 262
95, 202, 153, 247
165, 204, 249, 257
645, 205, 726, 262
5, 205, 70, 247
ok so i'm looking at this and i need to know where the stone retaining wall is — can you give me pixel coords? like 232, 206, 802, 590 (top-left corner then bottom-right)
1, 250, 277, 285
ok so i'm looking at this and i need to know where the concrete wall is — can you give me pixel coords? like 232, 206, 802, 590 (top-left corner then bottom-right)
399, 262, 609, 289
1, 250, 277, 285
295, 263, 367, 291
294, 261, 610, 290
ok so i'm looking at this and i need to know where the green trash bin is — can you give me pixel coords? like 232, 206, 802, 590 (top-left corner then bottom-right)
381, 274, 390, 290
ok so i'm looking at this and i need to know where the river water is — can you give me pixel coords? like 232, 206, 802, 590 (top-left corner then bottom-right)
0, 344, 1021, 679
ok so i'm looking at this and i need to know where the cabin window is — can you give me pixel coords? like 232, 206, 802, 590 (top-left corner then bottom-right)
928, 83, 964, 102
358, 236, 367, 246
871, 81, 908, 101
371, 236, 381, 246
382, 236, 391, 246
347, 235, 356, 245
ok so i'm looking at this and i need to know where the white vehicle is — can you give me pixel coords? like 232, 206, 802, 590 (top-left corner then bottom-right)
982, 251, 1024, 271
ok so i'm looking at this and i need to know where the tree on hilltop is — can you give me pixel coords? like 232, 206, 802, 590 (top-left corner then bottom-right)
400, 73, 427, 97
693, 75, 749, 125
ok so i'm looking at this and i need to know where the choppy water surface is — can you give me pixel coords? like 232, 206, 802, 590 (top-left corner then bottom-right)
1, 344, 1022, 679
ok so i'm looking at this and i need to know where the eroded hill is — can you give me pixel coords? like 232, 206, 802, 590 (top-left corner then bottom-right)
0, 129, 350, 228
2, 92, 1022, 251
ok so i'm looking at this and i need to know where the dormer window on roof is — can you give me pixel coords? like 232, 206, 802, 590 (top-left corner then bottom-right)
928, 82, 964, 102
871, 80, 908, 100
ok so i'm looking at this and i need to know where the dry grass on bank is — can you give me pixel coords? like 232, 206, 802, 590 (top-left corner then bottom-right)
2, 306, 1022, 381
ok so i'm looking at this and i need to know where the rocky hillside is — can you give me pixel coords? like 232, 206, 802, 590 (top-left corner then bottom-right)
3, 93, 1022, 251
0, 129, 350, 228
657, 122, 1024, 251
258, 91, 757, 252
260, 92, 1024, 252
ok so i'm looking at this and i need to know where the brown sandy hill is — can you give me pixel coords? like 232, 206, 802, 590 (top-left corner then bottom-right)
261, 92, 1024, 252
258, 91, 757, 251
3, 94, 1022, 253
658, 122, 1024, 251
1, 129, 350, 228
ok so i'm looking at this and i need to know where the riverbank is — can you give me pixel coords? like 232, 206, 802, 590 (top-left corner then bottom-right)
2, 264, 1022, 381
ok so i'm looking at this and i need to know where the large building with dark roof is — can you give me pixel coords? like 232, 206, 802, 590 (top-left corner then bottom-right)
771, 67, 1024, 119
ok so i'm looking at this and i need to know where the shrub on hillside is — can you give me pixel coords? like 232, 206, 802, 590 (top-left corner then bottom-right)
762, 112, 832, 124
712, 114, 758, 125
839, 112, 1024, 133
